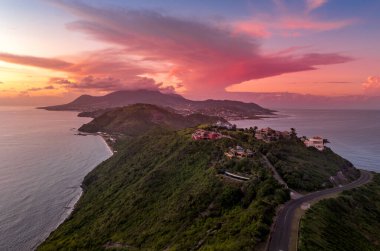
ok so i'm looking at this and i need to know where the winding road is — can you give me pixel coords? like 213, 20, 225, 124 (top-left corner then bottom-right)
268, 169, 373, 251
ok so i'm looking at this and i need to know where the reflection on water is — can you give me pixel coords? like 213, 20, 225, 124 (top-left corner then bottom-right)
0, 107, 112, 250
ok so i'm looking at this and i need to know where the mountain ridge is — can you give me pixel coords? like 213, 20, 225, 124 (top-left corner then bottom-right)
40, 90, 274, 120
78, 103, 227, 136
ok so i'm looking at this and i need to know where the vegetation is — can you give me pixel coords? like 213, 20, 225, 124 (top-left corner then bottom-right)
264, 139, 359, 192
299, 173, 380, 251
42, 89, 274, 119
38, 128, 288, 251
79, 104, 225, 136
39, 105, 362, 250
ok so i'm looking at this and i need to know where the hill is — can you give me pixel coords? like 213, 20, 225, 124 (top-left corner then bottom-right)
263, 140, 359, 192
40, 90, 274, 120
38, 107, 362, 250
78, 104, 226, 136
38, 128, 289, 251
299, 173, 380, 251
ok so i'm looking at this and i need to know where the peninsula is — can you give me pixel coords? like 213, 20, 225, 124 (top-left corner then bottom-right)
38, 104, 375, 251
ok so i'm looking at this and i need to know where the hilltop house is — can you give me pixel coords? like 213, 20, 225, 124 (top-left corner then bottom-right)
215, 121, 233, 129
303, 136, 325, 151
225, 145, 254, 159
255, 127, 290, 143
192, 129, 222, 140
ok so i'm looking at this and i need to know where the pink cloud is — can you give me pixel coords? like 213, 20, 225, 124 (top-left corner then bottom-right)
0, 52, 72, 70
232, 16, 354, 39
362, 76, 380, 95
57, 2, 352, 94
50, 76, 166, 92
306, 0, 328, 12
233, 21, 271, 38
0, 2, 354, 96
280, 17, 354, 31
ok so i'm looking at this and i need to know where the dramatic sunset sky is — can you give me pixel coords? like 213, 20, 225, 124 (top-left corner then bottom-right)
1, 0, 379, 107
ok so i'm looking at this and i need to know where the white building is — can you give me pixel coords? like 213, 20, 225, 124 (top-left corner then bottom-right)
215, 121, 233, 129
304, 136, 325, 151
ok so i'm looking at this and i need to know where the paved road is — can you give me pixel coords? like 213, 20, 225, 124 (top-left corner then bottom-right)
268, 170, 372, 251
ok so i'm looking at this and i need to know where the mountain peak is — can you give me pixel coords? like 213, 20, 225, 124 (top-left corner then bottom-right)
41, 89, 274, 120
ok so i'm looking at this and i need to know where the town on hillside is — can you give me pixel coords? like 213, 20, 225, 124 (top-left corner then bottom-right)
192, 122, 326, 151
191, 122, 329, 188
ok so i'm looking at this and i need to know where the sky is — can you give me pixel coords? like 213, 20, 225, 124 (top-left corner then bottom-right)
0, 0, 379, 107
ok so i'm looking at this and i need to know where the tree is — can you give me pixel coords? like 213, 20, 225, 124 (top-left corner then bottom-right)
253, 126, 258, 136
290, 128, 297, 137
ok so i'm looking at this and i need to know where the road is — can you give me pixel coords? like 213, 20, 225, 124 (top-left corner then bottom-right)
268, 170, 372, 251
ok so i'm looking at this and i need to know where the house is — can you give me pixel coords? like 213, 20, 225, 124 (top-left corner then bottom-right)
192, 129, 222, 140
225, 145, 254, 159
246, 149, 254, 157
304, 136, 325, 151
255, 127, 291, 143
215, 121, 233, 129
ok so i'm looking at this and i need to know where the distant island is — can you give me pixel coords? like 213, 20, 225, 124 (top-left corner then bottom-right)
39, 89, 275, 120
37, 103, 377, 251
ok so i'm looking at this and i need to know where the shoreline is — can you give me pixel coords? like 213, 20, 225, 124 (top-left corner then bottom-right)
34, 131, 114, 250
100, 135, 115, 154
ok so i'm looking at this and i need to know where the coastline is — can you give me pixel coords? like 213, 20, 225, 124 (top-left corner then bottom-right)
100, 135, 115, 154
34, 132, 114, 250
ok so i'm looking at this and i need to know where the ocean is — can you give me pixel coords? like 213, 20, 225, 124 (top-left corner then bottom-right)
0, 107, 112, 250
0, 108, 379, 250
231, 109, 380, 172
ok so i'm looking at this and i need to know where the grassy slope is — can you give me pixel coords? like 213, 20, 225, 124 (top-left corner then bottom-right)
299, 173, 380, 251
263, 139, 359, 191
78, 104, 224, 136
38, 129, 288, 251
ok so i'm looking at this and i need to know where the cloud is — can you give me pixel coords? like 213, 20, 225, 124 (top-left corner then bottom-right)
313, 81, 353, 84
280, 17, 354, 31
56, 2, 352, 94
306, 0, 327, 12
0, 52, 72, 70
0, 1, 353, 96
50, 76, 166, 92
234, 17, 354, 38
25, 85, 56, 92
362, 76, 380, 95
232, 21, 271, 38
0, 81, 3, 84
233, 0, 353, 37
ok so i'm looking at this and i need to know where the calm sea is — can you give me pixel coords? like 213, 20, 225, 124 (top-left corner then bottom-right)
0, 107, 112, 251
1, 108, 379, 250
231, 109, 380, 172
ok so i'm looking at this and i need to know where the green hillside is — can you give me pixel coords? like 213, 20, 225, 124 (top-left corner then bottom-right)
39, 105, 362, 250
79, 104, 225, 136
299, 173, 380, 251
264, 140, 359, 192
38, 129, 288, 251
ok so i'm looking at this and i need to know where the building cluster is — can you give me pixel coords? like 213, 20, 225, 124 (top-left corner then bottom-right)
225, 145, 254, 159
214, 121, 234, 129
192, 129, 222, 140
303, 136, 325, 151
255, 127, 291, 143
